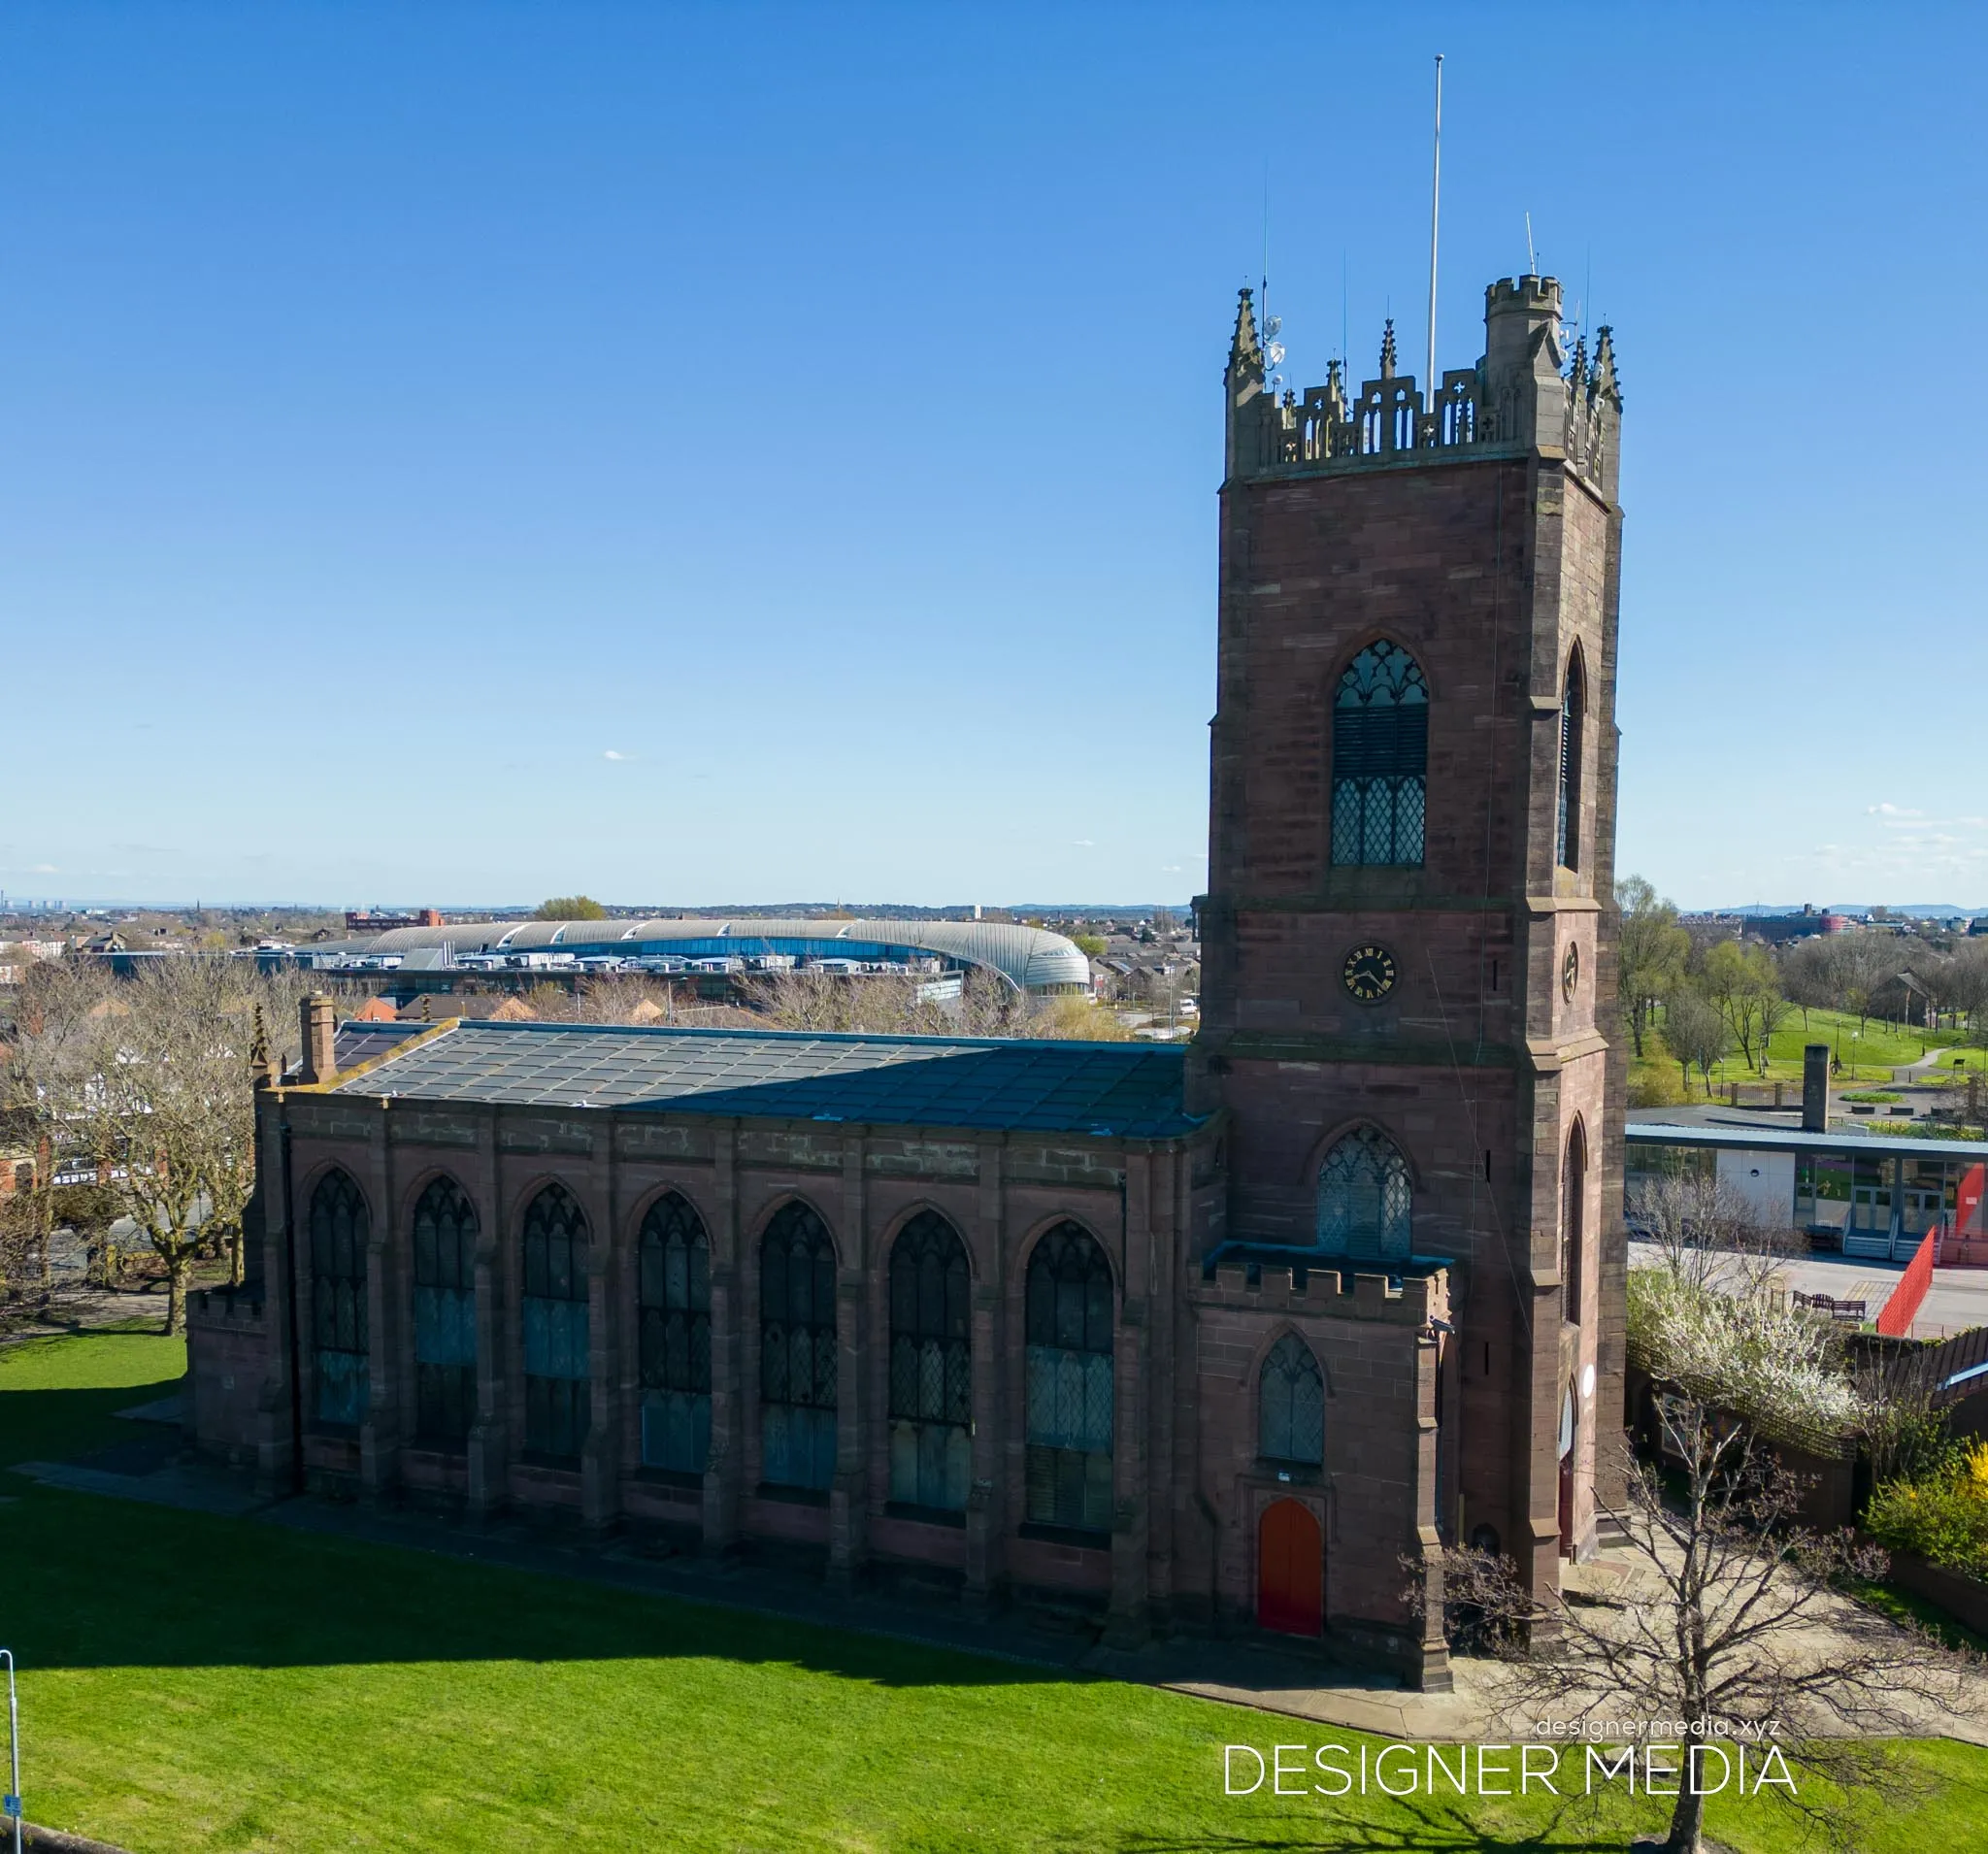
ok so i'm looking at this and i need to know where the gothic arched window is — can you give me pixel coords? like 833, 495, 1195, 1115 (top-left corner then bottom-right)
310, 1169, 369, 1426
760, 1201, 838, 1491
1558, 648, 1585, 873
1562, 1119, 1587, 1326
639, 1192, 712, 1476
887, 1210, 973, 1512
1331, 642, 1428, 868
521, 1182, 590, 1461
1259, 1334, 1325, 1468
1024, 1222, 1114, 1534
1315, 1128, 1412, 1260
412, 1175, 477, 1446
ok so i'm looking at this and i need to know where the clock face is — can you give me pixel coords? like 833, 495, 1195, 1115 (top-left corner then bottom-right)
1562, 942, 1580, 1003
1342, 943, 1398, 1004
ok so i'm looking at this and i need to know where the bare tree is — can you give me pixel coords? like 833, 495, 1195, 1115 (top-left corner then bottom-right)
70, 959, 309, 1330
0, 958, 114, 1310
1631, 1172, 1796, 1301
1661, 989, 1730, 1096
1434, 1408, 1980, 1854
1617, 877, 1691, 1058
1778, 937, 1836, 1038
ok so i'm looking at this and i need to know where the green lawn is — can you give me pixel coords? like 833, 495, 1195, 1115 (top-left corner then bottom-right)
5, 1335, 1988, 1852
1634, 1007, 1977, 1104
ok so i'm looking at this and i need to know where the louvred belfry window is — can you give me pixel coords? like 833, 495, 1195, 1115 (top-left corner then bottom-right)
412, 1175, 477, 1446
1024, 1222, 1114, 1535
639, 1193, 712, 1476
310, 1169, 369, 1427
1331, 642, 1428, 867
760, 1201, 838, 1491
1558, 650, 1585, 872
887, 1211, 973, 1512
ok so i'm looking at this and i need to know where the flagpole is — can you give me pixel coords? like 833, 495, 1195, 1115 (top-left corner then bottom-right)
1426, 52, 1443, 397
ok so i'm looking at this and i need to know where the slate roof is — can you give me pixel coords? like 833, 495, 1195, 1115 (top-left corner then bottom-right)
328, 1019, 1201, 1140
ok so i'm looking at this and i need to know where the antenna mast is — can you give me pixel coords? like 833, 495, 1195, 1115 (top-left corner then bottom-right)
1426, 53, 1442, 394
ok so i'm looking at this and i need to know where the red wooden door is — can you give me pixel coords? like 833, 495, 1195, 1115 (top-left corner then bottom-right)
1257, 1499, 1323, 1636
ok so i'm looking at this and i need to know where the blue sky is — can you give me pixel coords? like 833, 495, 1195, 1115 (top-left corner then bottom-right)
2, 3, 1983, 912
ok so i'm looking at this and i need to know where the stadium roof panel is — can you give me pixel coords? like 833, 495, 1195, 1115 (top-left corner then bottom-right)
317, 916, 1092, 991
325, 1019, 1202, 1139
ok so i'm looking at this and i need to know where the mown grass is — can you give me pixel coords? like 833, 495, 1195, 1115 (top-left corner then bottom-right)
5, 1334, 1988, 1852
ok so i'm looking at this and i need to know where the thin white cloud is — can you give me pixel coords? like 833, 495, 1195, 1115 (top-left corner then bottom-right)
1866, 802, 1925, 818
1073, 839, 1095, 847
603, 749, 633, 762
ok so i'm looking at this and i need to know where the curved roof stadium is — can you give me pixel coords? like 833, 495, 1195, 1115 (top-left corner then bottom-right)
324, 917, 1092, 994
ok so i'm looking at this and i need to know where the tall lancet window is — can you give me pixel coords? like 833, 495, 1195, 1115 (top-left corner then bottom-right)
760, 1201, 839, 1492
886, 1211, 973, 1513
521, 1183, 591, 1462
1558, 649, 1585, 873
1331, 643, 1428, 867
639, 1193, 712, 1476
310, 1169, 369, 1426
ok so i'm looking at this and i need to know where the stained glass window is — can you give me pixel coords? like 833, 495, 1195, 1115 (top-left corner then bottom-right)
1315, 1128, 1412, 1259
760, 1200, 838, 1491
887, 1210, 972, 1512
1024, 1222, 1113, 1534
522, 1182, 590, 1461
1331, 642, 1428, 867
1259, 1334, 1324, 1466
310, 1169, 369, 1427
640, 1192, 712, 1476
412, 1175, 477, 1446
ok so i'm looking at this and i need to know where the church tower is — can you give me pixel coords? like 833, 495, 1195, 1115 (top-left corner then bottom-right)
1191, 275, 1625, 1631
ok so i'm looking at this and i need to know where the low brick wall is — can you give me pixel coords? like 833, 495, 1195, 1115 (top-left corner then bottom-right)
1885, 1551, 1988, 1636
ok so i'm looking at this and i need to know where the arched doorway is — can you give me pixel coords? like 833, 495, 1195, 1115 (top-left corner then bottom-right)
1257, 1499, 1323, 1636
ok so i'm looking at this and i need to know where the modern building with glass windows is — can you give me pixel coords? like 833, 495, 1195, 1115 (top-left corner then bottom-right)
1626, 1117, 1988, 1262
188, 270, 1626, 1692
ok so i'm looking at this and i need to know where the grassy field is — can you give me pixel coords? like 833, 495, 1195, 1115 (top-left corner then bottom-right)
1632, 1006, 1980, 1105
5, 1335, 1988, 1852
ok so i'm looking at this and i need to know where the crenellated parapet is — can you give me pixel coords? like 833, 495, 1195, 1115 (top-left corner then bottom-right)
1225, 274, 1621, 499
1194, 1250, 1450, 1330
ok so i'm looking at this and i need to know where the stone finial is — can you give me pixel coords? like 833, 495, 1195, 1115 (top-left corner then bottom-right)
1590, 325, 1622, 407
249, 1003, 275, 1090
1228, 287, 1264, 384
1379, 317, 1398, 379
1569, 334, 1588, 393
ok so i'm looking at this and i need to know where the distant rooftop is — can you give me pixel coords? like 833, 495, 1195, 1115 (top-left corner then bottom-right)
1628, 1112, 1988, 1165
325, 1019, 1201, 1140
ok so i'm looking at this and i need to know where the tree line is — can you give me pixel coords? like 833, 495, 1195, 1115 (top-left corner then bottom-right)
1617, 877, 1988, 1098
1, 958, 316, 1333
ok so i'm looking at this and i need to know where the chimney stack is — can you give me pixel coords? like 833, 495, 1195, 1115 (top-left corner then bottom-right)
299, 995, 338, 1086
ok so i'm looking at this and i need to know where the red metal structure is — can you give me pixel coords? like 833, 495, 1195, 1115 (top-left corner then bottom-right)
1877, 1230, 1938, 1338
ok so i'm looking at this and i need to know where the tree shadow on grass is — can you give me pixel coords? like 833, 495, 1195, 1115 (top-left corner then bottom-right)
1114, 1796, 1633, 1852
1, 1374, 1076, 1692
0, 1360, 184, 1468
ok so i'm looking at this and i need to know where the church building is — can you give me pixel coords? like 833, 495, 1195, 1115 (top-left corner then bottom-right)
188, 271, 1625, 1690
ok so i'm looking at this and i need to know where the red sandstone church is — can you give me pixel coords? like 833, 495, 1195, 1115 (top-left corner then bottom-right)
188, 272, 1623, 1692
